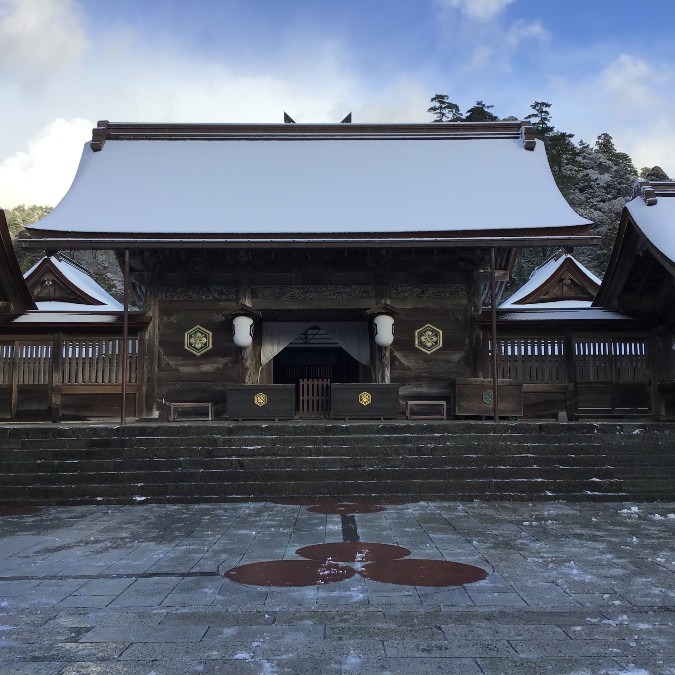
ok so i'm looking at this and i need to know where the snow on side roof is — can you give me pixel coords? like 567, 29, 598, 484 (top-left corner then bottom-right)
500, 254, 601, 308
25, 256, 122, 309
30, 134, 591, 236
12, 311, 120, 324
498, 308, 630, 321
626, 195, 675, 265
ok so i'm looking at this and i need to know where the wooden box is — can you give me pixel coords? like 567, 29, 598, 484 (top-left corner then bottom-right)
225, 384, 295, 420
454, 378, 523, 417
330, 383, 400, 419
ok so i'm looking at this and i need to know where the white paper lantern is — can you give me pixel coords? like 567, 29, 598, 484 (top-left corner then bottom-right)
232, 315, 254, 348
373, 314, 395, 347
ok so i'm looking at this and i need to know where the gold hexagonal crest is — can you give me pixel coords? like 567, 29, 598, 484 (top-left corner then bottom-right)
358, 391, 372, 406
415, 324, 443, 354
184, 325, 212, 356
254, 392, 268, 407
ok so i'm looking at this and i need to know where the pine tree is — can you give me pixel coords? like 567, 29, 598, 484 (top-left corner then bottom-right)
639, 165, 671, 181
524, 101, 554, 137
427, 94, 462, 122
463, 101, 498, 122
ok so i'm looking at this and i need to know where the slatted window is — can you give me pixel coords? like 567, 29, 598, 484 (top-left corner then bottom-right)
574, 338, 648, 382
0, 342, 52, 385
62, 338, 138, 384
496, 337, 566, 383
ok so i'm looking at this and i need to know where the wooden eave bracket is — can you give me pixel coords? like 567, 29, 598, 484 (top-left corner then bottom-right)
90, 120, 109, 151
641, 185, 658, 206
222, 303, 262, 319
366, 303, 400, 317
520, 123, 536, 150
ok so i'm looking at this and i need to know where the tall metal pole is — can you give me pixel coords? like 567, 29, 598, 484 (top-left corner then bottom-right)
121, 249, 129, 425
490, 247, 499, 423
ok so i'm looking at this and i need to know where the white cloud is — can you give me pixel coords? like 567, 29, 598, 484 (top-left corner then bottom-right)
550, 53, 675, 178
436, 0, 515, 21
0, 118, 93, 208
0, 0, 88, 84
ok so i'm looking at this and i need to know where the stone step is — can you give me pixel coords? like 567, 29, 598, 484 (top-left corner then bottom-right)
0, 478, 627, 503
0, 454, 621, 473
0, 420, 672, 504
0, 465, 622, 486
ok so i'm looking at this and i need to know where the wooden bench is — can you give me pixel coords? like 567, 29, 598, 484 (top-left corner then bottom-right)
167, 401, 213, 421
406, 400, 447, 420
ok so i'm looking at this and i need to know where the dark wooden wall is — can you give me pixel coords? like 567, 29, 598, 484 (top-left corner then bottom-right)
147, 248, 486, 414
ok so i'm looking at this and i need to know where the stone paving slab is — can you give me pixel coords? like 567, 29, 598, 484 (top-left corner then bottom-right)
1, 500, 674, 674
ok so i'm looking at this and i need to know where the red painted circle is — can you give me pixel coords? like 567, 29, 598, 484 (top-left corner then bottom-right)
224, 560, 356, 587
296, 542, 411, 563
359, 559, 488, 587
0, 505, 41, 516
307, 502, 386, 515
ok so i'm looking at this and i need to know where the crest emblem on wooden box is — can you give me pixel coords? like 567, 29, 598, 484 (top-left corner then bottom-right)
254, 392, 268, 407
184, 325, 212, 356
358, 391, 372, 406
415, 324, 443, 354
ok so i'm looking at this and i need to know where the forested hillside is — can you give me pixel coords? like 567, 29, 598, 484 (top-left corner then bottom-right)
428, 97, 670, 286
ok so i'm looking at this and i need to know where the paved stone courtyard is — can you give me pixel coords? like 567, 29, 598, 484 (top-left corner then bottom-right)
1, 500, 674, 674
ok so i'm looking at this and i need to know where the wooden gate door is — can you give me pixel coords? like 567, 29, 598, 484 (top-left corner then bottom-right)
298, 378, 331, 417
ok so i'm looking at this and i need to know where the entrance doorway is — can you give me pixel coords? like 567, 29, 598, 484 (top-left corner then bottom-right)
273, 327, 361, 417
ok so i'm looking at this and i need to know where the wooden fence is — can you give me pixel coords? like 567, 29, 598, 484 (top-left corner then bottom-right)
493, 333, 652, 416
0, 336, 140, 419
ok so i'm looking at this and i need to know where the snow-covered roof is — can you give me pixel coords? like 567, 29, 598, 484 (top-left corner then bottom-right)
500, 253, 601, 309
498, 308, 630, 322
11, 311, 121, 324
24, 256, 122, 311
28, 122, 592, 240
626, 193, 675, 265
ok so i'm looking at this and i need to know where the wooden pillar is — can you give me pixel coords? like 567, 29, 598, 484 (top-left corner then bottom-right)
121, 249, 130, 425
373, 345, 391, 384
10, 340, 18, 419
144, 283, 160, 417
237, 272, 255, 385
564, 328, 577, 420
490, 248, 499, 423
50, 333, 63, 422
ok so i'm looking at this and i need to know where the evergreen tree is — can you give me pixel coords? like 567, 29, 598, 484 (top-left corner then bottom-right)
594, 132, 618, 161
639, 165, 671, 181
524, 101, 554, 137
463, 101, 498, 122
427, 94, 462, 122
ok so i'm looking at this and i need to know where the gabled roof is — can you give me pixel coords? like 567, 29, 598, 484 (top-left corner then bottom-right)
0, 209, 37, 317
24, 255, 122, 311
500, 253, 601, 309
595, 181, 675, 314
25, 121, 593, 248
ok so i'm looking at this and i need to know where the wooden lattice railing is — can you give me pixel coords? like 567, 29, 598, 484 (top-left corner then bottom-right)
574, 337, 648, 383
61, 338, 138, 384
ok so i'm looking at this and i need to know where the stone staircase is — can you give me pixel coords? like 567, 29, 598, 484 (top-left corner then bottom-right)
0, 421, 673, 506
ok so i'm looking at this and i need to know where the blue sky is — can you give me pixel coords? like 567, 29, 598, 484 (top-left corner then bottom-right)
1, 0, 675, 207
